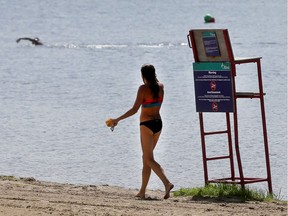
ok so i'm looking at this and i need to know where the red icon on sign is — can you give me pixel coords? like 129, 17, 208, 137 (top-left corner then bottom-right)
212, 102, 218, 111
210, 81, 217, 91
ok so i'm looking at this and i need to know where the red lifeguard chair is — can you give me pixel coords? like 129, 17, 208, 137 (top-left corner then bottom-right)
187, 29, 272, 194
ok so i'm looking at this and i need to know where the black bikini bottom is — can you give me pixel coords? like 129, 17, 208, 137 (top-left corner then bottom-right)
140, 119, 162, 134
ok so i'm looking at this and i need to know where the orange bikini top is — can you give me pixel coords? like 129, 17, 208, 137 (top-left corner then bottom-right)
142, 97, 163, 108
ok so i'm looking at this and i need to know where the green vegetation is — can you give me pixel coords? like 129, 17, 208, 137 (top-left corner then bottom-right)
173, 184, 281, 202
0, 175, 17, 181
0, 175, 36, 182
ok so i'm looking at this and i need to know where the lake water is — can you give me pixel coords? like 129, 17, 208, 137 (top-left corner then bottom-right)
0, 0, 287, 199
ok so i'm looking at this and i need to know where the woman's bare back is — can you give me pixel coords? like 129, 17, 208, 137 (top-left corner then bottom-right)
140, 83, 164, 122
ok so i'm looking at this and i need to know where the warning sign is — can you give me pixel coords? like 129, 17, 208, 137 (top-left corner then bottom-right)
193, 62, 234, 112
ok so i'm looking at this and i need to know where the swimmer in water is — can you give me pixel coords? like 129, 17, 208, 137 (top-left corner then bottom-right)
16, 37, 43, 45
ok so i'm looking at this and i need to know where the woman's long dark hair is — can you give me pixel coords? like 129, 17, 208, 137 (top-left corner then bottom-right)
141, 64, 159, 99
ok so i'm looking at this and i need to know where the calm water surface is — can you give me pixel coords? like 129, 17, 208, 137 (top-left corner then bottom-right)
0, 0, 287, 199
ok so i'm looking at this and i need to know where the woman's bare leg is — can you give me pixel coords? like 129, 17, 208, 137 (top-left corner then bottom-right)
136, 137, 151, 199
136, 160, 151, 198
136, 129, 161, 198
137, 126, 173, 199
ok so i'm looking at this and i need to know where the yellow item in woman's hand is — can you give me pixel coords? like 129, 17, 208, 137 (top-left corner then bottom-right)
105, 119, 115, 131
105, 118, 113, 127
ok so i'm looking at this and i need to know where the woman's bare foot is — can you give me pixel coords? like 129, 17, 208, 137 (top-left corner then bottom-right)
164, 183, 174, 199
135, 192, 146, 200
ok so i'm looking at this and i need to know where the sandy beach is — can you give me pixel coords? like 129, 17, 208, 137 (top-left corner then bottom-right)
0, 176, 286, 216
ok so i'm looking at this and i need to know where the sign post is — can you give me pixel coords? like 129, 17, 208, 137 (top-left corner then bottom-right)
188, 29, 272, 194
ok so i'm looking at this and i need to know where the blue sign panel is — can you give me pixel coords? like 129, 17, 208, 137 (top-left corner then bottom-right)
193, 62, 234, 112
202, 31, 221, 57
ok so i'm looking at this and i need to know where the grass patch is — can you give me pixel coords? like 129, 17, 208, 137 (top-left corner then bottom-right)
0, 175, 36, 182
173, 184, 279, 202
0, 175, 17, 181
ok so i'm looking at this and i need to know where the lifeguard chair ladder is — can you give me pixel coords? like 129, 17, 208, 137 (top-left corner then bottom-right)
187, 29, 272, 194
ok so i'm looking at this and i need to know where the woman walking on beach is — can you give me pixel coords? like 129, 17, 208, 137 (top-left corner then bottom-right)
107, 64, 174, 199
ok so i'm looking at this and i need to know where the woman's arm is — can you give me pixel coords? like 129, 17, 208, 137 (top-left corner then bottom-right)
111, 86, 144, 126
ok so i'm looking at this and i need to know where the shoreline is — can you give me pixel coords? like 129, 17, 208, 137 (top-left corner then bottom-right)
0, 176, 286, 216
